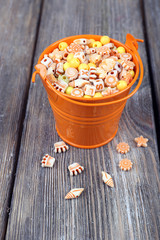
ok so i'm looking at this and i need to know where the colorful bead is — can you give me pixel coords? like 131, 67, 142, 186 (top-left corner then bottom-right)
102, 87, 112, 96
102, 171, 114, 187
86, 48, 96, 55
68, 163, 84, 176
58, 42, 68, 51
54, 141, 69, 153
78, 63, 89, 71
56, 62, 64, 75
67, 43, 83, 53
119, 159, 133, 171
65, 67, 78, 80
41, 56, 53, 68
89, 67, 97, 79
83, 95, 92, 98
92, 41, 102, 48
129, 70, 135, 78
89, 54, 101, 64
65, 86, 74, 95
114, 62, 122, 73
134, 135, 148, 147
100, 58, 116, 72
88, 63, 96, 69
96, 67, 106, 79
108, 70, 118, 77
69, 58, 80, 68
46, 64, 57, 83
117, 46, 126, 53
71, 88, 84, 97
41, 154, 55, 168
96, 46, 111, 56
93, 92, 103, 98
105, 75, 118, 87
74, 52, 86, 63
69, 79, 89, 88
67, 53, 74, 62
58, 75, 69, 84
120, 52, 132, 61
65, 188, 84, 199
117, 80, 128, 90
100, 36, 110, 45
90, 79, 104, 92
63, 62, 71, 71
122, 72, 133, 85
52, 79, 68, 93
73, 38, 91, 45
78, 69, 89, 80
84, 84, 96, 96
116, 142, 130, 154
88, 39, 95, 48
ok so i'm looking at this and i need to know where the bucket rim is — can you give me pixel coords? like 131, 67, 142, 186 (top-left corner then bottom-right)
37, 34, 140, 102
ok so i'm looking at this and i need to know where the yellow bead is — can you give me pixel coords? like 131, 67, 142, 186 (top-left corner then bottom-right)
100, 36, 110, 45
117, 80, 127, 91
88, 63, 96, 69
58, 42, 68, 51
117, 46, 126, 54
63, 62, 71, 71
92, 41, 102, 48
89, 39, 95, 48
117, 59, 122, 63
65, 86, 74, 95
69, 58, 80, 68
83, 95, 92, 98
58, 75, 69, 84
67, 53, 74, 62
93, 92, 103, 98
129, 70, 135, 78
78, 63, 89, 71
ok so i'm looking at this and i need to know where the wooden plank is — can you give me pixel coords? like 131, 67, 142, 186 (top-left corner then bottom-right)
143, 0, 160, 142
5, 0, 160, 239
0, 0, 43, 239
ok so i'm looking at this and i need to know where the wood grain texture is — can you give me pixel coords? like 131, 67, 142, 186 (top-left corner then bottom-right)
5, 0, 160, 239
143, 0, 160, 129
0, 0, 43, 239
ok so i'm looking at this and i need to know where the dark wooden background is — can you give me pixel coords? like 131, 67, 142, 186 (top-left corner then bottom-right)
0, 0, 159, 239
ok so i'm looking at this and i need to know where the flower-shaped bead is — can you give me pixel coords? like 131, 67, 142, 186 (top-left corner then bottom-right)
119, 159, 133, 171
116, 142, 130, 154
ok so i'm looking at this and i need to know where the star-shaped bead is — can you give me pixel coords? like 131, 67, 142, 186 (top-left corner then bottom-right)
134, 135, 148, 147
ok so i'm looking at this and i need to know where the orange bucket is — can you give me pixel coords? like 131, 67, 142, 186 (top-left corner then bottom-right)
32, 34, 144, 148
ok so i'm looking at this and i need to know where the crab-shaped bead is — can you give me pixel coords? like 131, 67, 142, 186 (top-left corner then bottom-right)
41, 154, 55, 168
68, 163, 84, 176
54, 141, 69, 153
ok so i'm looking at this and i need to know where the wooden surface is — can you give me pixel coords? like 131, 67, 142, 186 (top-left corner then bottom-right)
0, 0, 159, 239
0, 0, 43, 239
143, 0, 160, 140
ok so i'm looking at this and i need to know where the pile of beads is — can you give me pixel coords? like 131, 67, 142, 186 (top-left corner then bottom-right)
40, 36, 135, 98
